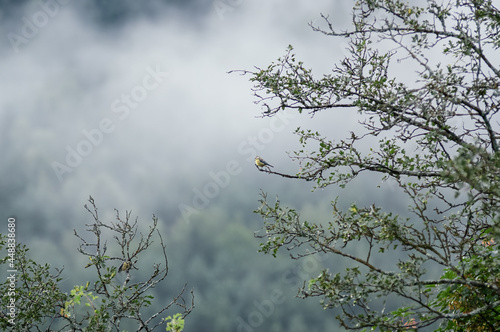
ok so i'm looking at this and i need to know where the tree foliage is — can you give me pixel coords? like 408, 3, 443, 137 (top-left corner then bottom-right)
242, 0, 500, 330
0, 196, 193, 331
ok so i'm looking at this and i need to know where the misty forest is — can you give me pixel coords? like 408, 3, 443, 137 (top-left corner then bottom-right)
1, 1, 500, 331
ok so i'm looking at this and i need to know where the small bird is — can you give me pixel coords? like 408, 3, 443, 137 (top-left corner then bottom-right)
118, 260, 131, 273
255, 156, 274, 168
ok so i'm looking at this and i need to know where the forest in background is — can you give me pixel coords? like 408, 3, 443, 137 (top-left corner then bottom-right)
1, 164, 414, 331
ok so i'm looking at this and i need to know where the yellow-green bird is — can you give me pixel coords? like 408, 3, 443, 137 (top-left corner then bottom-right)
255, 156, 273, 168
118, 260, 131, 273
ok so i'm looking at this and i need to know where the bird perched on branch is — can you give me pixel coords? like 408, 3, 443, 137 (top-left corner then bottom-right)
118, 260, 131, 273
255, 156, 273, 168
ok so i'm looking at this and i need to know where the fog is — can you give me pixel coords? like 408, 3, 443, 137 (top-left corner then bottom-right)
1, 1, 365, 330
1, 1, 357, 234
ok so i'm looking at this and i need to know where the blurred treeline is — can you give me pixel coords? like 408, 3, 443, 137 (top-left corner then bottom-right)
1, 162, 415, 331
